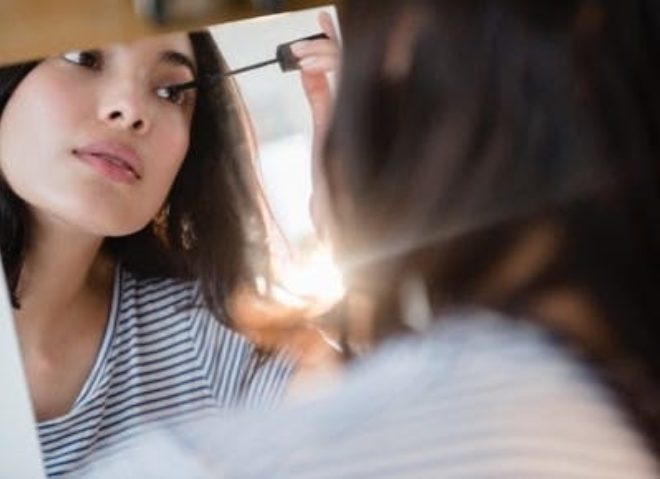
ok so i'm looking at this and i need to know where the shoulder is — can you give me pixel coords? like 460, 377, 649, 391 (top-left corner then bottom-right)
82, 311, 659, 478
115, 267, 243, 368
116, 267, 234, 341
220, 311, 660, 478
108, 268, 220, 387
119, 268, 293, 407
117, 268, 198, 321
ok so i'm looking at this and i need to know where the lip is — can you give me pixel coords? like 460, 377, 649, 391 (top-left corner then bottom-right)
73, 141, 144, 183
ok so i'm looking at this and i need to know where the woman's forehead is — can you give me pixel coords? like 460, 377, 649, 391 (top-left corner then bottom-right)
105, 32, 196, 72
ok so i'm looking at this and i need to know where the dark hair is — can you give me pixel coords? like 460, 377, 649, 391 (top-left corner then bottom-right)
326, 0, 660, 451
0, 30, 269, 322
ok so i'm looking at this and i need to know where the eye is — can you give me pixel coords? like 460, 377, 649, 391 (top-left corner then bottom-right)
155, 82, 196, 106
155, 85, 184, 105
61, 50, 103, 70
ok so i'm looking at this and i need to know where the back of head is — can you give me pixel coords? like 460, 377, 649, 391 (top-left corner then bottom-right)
325, 0, 660, 448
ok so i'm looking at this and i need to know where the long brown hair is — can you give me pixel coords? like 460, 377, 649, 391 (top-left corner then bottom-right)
325, 0, 660, 451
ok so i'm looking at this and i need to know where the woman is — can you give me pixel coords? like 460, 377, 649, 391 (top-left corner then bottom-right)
91, 0, 660, 477
0, 20, 338, 478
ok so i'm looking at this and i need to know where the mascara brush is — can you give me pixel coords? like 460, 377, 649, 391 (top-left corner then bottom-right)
166, 32, 330, 96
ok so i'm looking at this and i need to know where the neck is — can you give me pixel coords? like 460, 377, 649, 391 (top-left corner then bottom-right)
14, 211, 113, 344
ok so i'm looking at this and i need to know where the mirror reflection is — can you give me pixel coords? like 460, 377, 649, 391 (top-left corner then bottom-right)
0, 6, 341, 478
8, 1, 658, 477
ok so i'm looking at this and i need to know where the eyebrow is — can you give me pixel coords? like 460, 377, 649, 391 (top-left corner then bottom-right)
160, 50, 197, 78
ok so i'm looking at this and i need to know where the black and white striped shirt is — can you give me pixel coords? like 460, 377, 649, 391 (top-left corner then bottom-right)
38, 265, 293, 478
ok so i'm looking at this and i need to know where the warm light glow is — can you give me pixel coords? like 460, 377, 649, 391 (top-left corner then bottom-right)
267, 244, 345, 314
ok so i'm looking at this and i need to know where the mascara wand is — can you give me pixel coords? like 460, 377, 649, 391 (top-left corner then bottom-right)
169, 32, 330, 95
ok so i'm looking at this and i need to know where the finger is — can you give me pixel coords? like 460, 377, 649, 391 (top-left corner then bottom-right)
300, 73, 332, 119
300, 74, 332, 108
301, 72, 331, 101
298, 55, 340, 73
318, 11, 340, 43
290, 40, 339, 59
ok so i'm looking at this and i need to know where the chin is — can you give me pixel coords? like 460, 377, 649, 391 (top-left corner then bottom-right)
91, 217, 153, 238
56, 207, 153, 238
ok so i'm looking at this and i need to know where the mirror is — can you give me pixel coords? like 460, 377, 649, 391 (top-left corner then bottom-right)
1, 5, 343, 311
0, 5, 342, 477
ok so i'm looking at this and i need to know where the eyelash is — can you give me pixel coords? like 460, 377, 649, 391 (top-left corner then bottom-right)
60, 50, 196, 107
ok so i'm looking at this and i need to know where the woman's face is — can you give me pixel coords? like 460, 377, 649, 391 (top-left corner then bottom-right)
0, 33, 197, 236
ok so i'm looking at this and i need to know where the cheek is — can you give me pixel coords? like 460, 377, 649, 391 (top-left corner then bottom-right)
162, 118, 190, 169
0, 73, 84, 184
147, 116, 191, 199
0, 71, 85, 155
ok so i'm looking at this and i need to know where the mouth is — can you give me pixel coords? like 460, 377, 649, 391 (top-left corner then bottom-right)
73, 142, 144, 184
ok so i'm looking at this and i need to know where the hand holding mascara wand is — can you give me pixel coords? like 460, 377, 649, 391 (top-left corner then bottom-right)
229, 32, 333, 75
162, 32, 331, 97
165, 10, 341, 246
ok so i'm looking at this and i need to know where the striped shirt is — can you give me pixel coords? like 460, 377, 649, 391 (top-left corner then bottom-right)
85, 311, 659, 478
38, 265, 293, 478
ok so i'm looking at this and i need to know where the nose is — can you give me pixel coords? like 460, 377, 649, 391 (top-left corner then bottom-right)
98, 82, 151, 134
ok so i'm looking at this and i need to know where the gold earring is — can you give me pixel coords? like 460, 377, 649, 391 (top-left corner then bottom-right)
153, 204, 170, 242
181, 217, 196, 250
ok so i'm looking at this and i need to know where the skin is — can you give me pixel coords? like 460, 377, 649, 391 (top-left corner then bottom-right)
0, 35, 197, 238
0, 32, 197, 420
0, 14, 341, 421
